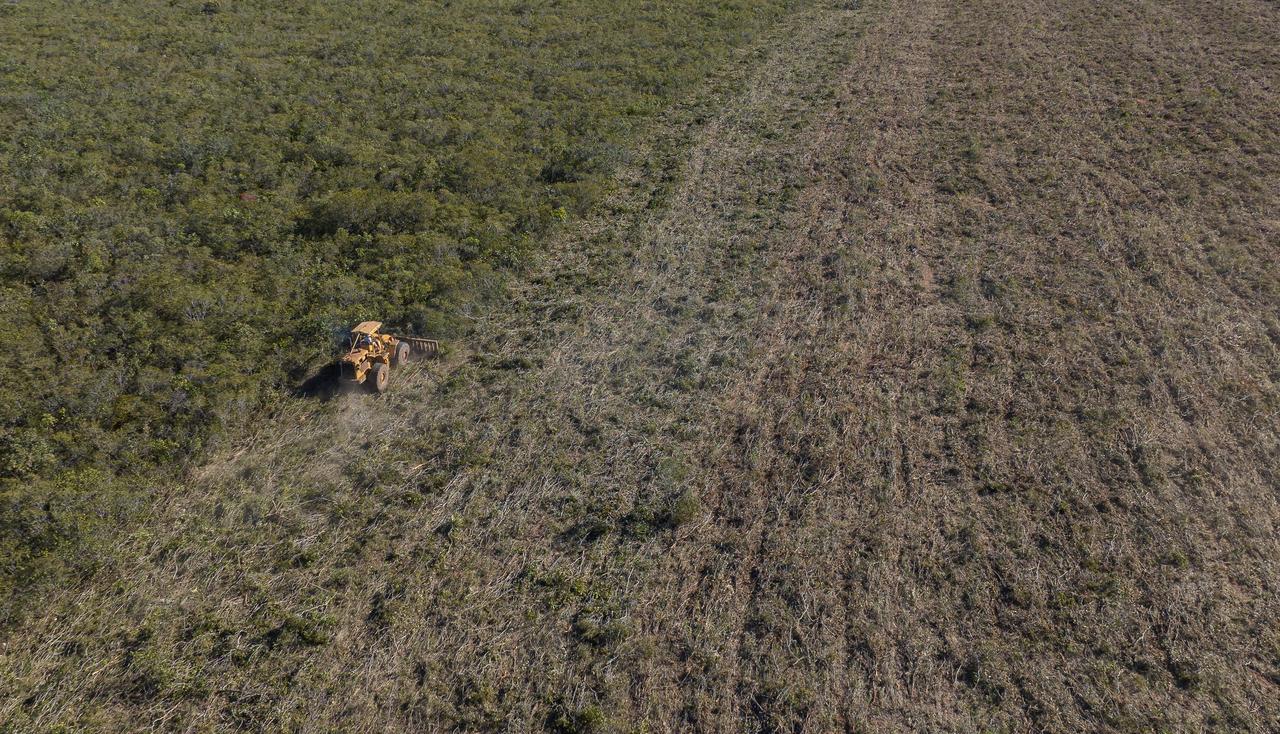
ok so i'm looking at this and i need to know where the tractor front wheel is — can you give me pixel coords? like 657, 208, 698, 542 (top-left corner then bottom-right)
394, 341, 411, 366
369, 363, 390, 393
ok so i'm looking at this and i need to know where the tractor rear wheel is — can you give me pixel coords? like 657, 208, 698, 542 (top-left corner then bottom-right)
369, 362, 390, 393
394, 341, 411, 366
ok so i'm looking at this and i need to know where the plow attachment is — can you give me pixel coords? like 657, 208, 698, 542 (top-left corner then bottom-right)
394, 335, 439, 358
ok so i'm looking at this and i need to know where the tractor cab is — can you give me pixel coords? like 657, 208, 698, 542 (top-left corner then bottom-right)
347, 321, 383, 352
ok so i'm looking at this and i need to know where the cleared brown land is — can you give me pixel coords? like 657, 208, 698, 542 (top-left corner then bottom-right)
3, 0, 1278, 731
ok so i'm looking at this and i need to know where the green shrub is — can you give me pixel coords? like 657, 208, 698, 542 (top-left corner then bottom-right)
667, 488, 701, 528
547, 701, 608, 734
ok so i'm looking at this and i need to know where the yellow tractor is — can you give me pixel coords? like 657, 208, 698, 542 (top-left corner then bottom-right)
339, 321, 438, 393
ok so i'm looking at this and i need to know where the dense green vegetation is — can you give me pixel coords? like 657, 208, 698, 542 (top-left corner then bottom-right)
0, 0, 805, 611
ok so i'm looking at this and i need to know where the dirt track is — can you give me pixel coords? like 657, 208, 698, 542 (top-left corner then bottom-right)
4, 0, 1279, 731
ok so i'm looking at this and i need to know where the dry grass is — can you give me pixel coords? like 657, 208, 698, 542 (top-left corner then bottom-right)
3, 0, 1278, 731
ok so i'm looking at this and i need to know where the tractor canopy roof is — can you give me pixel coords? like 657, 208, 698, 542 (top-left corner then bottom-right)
351, 321, 383, 335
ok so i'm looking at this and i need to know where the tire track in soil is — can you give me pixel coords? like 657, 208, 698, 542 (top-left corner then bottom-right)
691, 2, 946, 731
586, 6, 898, 729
